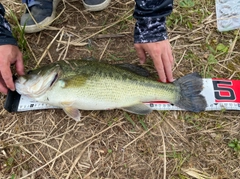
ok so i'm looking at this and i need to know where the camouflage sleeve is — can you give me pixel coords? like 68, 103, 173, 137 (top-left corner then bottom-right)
133, 0, 173, 43
0, 3, 18, 46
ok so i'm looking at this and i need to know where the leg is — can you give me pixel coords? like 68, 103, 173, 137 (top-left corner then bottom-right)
20, 0, 61, 33
82, 0, 111, 11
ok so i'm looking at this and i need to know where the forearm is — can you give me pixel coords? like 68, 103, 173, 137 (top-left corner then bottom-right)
133, 0, 173, 43
0, 3, 18, 46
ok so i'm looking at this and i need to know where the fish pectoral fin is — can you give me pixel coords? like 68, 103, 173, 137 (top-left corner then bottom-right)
63, 107, 81, 122
122, 103, 152, 115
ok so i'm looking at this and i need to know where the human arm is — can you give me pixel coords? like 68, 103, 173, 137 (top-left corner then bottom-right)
133, 0, 174, 82
0, 3, 24, 94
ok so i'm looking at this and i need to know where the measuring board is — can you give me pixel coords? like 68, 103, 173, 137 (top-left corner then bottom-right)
4, 78, 240, 113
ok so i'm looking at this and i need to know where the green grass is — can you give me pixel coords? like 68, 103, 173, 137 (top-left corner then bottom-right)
8, 10, 30, 63
228, 139, 240, 153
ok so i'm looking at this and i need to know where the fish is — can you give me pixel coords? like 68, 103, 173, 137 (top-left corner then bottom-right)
15, 60, 207, 121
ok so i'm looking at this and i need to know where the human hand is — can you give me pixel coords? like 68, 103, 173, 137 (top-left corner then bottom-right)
134, 39, 174, 83
0, 45, 24, 94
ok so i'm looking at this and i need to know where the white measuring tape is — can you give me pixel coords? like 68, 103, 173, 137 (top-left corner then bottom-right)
145, 78, 240, 111
4, 79, 240, 112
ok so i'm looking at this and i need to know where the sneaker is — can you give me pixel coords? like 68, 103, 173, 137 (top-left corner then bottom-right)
20, 0, 61, 33
82, 0, 111, 11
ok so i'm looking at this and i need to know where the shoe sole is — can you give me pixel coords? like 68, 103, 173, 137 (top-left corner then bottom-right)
82, 0, 111, 11
22, 0, 61, 33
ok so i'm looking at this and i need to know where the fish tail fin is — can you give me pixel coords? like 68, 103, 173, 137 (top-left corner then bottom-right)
173, 72, 207, 112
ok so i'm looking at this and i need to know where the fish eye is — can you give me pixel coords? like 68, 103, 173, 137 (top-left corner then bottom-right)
27, 70, 33, 75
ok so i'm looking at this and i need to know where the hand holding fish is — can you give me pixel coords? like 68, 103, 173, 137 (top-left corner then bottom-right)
0, 45, 24, 94
134, 39, 174, 83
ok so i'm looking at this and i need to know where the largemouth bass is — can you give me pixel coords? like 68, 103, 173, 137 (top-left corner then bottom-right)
15, 60, 207, 121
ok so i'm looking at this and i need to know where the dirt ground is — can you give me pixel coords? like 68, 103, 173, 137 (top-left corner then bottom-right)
1, 0, 240, 178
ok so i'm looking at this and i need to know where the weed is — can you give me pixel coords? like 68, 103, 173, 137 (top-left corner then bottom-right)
108, 149, 113, 154
203, 42, 229, 77
179, 0, 195, 8
8, 10, 30, 63
107, 121, 113, 126
216, 43, 229, 53
11, 174, 16, 179
165, 149, 191, 174
6, 157, 14, 168
166, 12, 183, 28
124, 113, 136, 127
207, 54, 218, 65
228, 139, 240, 153
9, 11, 27, 51
118, 20, 129, 31
137, 115, 148, 131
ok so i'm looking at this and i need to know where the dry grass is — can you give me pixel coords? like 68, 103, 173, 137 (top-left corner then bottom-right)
1, 0, 240, 178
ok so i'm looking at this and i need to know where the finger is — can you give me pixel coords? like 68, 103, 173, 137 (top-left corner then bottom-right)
162, 52, 174, 82
167, 46, 174, 68
15, 51, 25, 75
134, 44, 146, 64
156, 40, 174, 68
0, 64, 14, 91
0, 84, 8, 94
151, 55, 166, 82
0, 76, 8, 94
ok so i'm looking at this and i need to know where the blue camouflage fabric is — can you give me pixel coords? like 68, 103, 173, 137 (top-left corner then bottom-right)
0, 3, 17, 46
134, 0, 173, 43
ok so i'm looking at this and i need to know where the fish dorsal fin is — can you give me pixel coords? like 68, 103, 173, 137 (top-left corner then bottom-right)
122, 103, 152, 115
114, 63, 150, 77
